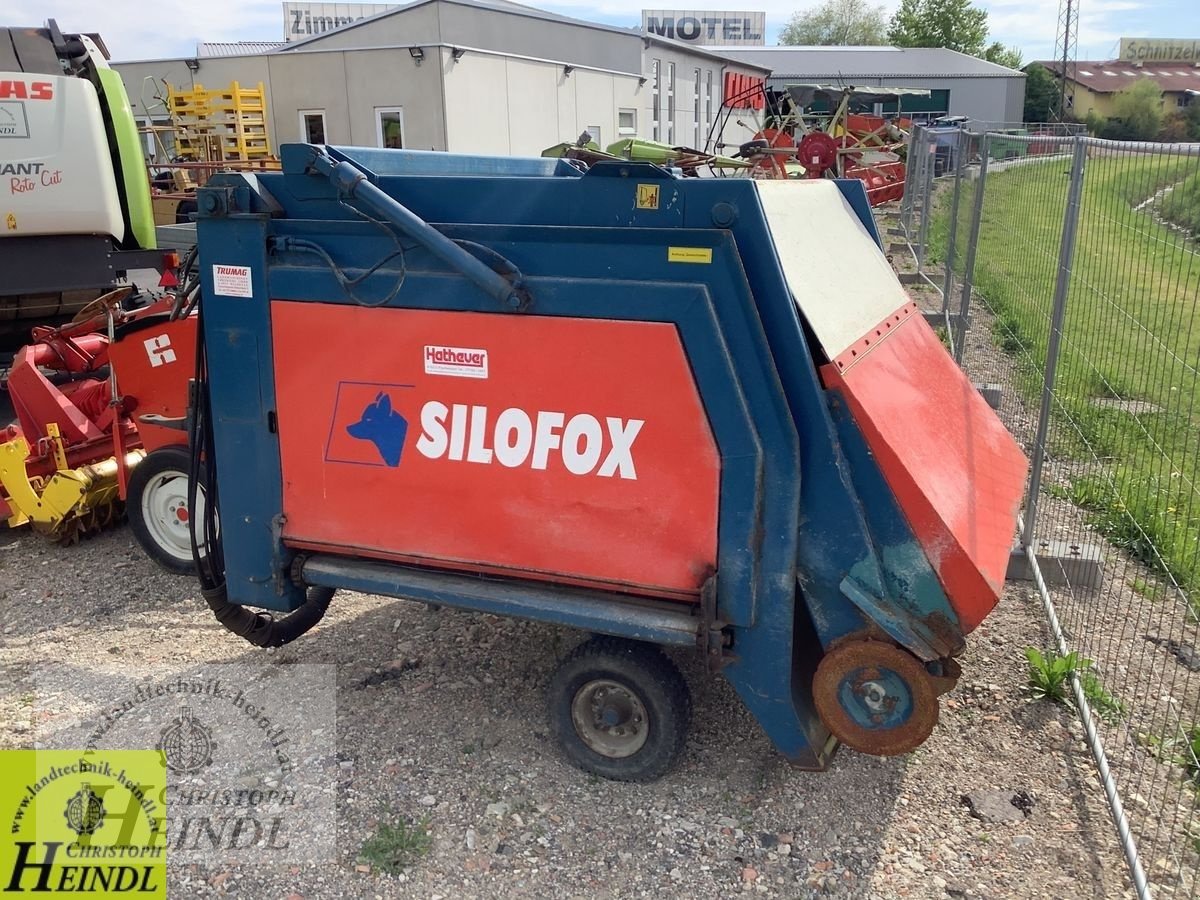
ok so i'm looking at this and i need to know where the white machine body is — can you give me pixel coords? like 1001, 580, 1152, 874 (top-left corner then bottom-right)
0, 72, 124, 241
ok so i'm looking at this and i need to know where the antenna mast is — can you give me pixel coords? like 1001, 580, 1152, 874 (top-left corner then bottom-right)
1053, 0, 1079, 119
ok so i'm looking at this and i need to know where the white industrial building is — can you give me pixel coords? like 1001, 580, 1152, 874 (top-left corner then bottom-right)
712, 46, 1026, 124
114, 0, 770, 158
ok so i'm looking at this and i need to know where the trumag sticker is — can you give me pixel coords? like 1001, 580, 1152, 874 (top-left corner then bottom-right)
0, 749, 166, 897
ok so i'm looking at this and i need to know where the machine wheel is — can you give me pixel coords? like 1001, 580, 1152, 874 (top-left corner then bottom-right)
548, 636, 691, 782
127, 446, 208, 575
812, 640, 938, 756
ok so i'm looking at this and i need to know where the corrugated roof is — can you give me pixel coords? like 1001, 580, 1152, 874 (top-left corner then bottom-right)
1037, 59, 1200, 94
198, 41, 285, 57
641, 33, 771, 71
708, 46, 1024, 79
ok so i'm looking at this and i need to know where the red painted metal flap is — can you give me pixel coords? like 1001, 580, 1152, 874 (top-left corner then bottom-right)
822, 303, 1028, 632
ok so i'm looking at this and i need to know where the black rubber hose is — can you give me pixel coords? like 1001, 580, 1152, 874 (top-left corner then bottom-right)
186, 292, 332, 647
201, 585, 334, 649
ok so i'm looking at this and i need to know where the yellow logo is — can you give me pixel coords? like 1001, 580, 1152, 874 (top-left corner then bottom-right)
0, 750, 166, 897
4, 214, 15, 231
635, 183, 660, 210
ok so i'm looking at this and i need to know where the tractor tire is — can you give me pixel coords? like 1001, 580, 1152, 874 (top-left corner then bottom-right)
127, 445, 208, 575
548, 636, 691, 783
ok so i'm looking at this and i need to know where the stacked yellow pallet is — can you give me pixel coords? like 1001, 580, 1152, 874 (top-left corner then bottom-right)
167, 82, 273, 162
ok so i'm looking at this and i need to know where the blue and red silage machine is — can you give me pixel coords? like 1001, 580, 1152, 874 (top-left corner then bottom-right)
185, 144, 1027, 781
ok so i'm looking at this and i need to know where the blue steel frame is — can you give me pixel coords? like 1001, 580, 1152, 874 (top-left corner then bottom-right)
195, 145, 963, 768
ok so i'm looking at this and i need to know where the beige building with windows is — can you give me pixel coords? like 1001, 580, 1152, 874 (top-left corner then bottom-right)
1038, 58, 1200, 120
113, 0, 768, 158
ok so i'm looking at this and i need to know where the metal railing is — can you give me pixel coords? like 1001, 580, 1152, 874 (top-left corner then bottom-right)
897, 126, 1200, 899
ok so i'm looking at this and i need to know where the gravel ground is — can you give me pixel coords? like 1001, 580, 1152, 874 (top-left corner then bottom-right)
0, 206, 1136, 899
0, 527, 1129, 899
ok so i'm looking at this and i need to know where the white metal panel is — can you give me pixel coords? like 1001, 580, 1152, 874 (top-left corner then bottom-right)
0, 74, 123, 241
444, 52, 511, 154
755, 179, 908, 359
504, 57, 561, 155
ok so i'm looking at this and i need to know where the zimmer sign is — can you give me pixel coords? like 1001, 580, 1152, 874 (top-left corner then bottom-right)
1119, 38, 1200, 62
642, 10, 766, 46
282, 2, 398, 41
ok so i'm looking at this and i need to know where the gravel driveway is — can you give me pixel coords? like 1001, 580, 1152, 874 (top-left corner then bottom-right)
0, 522, 1129, 899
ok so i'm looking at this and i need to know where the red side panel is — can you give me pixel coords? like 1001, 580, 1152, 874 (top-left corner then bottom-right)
107, 315, 197, 454
270, 303, 720, 600
822, 303, 1028, 632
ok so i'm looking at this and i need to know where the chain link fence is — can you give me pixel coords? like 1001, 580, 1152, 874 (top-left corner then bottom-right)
899, 127, 1200, 899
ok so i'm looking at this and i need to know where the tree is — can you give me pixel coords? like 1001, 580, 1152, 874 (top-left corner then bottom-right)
1022, 63, 1061, 122
984, 41, 1022, 70
1110, 78, 1164, 140
887, 0, 988, 56
780, 0, 888, 45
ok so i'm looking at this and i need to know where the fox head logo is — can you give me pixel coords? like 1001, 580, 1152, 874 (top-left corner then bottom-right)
346, 392, 409, 467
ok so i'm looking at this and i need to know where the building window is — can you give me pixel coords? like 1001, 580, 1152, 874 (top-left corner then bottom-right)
299, 109, 327, 144
693, 67, 702, 147
1178, 94, 1191, 108
705, 70, 712, 137
375, 107, 404, 148
651, 59, 661, 142
666, 62, 675, 145
618, 108, 637, 135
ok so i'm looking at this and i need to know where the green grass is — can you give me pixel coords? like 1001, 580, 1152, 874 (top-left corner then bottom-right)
931, 154, 1200, 604
1159, 172, 1200, 239
357, 815, 432, 874
1025, 647, 1127, 723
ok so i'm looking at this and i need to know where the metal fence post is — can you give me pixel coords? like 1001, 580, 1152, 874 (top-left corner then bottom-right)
939, 128, 966, 320
1023, 135, 1087, 547
916, 130, 934, 271
900, 125, 919, 237
953, 132, 989, 364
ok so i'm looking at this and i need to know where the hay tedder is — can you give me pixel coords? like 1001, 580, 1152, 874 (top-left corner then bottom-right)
708, 82, 929, 205
0, 281, 202, 570
171, 144, 1028, 781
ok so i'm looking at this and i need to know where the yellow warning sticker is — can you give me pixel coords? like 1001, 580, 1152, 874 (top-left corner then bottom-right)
667, 247, 713, 264
636, 184, 660, 210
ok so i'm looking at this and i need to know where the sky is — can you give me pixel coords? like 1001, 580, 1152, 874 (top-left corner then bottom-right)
5, 0, 1190, 64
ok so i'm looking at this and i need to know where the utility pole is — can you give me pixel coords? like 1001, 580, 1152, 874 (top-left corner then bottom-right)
1053, 0, 1079, 119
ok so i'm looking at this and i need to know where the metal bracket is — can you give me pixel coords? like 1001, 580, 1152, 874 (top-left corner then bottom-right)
699, 574, 732, 673
138, 414, 187, 432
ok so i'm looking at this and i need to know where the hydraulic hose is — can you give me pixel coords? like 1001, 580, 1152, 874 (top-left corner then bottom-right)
201, 584, 334, 649
186, 292, 332, 647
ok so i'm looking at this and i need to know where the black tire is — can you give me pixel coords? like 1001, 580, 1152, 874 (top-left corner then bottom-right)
127, 445, 205, 575
174, 199, 198, 224
548, 636, 691, 782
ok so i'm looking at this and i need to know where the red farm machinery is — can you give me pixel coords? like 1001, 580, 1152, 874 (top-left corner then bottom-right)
706, 82, 930, 205
161, 143, 1029, 781
2, 133, 1028, 784
0, 268, 203, 571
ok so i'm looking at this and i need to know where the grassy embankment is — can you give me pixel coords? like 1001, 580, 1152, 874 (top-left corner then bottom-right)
929, 153, 1200, 601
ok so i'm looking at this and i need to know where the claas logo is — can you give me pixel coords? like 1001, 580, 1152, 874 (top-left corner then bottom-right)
0, 81, 54, 100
